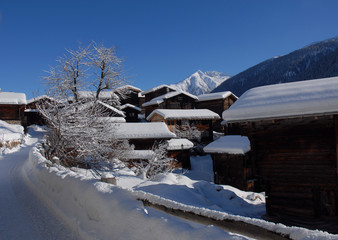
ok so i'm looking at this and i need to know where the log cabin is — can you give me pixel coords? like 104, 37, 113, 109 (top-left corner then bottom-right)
204, 135, 253, 191
147, 109, 220, 142
111, 122, 176, 150
120, 104, 141, 122
114, 85, 142, 107
142, 91, 198, 118
196, 91, 238, 131
25, 95, 56, 126
222, 76, 338, 232
167, 138, 194, 169
0, 92, 26, 125
141, 84, 177, 103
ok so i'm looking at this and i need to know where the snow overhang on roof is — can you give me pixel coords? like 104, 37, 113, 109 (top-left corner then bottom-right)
0, 92, 26, 105
111, 122, 176, 139
203, 135, 250, 155
97, 101, 125, 117
115, 85, 142, 93
121, 104, 141, 112
197, 91, 237, 102
222, 76, 338, 124
167, 138, 194, 150
147, 109, 220, 121
122, 150, 155, 160
142, 91, 198, 107
141, 84, 177, 96
27, 95, 55, 104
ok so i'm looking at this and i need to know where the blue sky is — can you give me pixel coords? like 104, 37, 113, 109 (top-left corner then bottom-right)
1, 0, 338, 99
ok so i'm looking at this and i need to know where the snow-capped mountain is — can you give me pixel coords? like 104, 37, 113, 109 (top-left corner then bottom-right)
171, 70, 231, 95
213, 37, 338, 96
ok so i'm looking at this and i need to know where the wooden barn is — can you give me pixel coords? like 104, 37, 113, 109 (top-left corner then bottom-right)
0, 92, 26, 125
204, 135, 253, 191
25, 95, 56, 126
222, 77, 338, 232
112, 122, 176, 150
196, 91, 238, 117
142, 90, 198, 118
141, 84, 177, 103
114, 85, 142, 107
120, 104, 141, 122
196, 91, 238, 131
147, 109, 220, 142
167, 138, 194, 169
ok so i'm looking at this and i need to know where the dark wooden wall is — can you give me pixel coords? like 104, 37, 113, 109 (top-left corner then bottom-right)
212, 153, 253, 191
144, 87, 175, 103
0, 105, 25, 122
235, 116, 338, 219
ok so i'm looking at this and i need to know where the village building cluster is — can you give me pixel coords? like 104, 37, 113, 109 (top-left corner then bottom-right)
1, 76, 338, 232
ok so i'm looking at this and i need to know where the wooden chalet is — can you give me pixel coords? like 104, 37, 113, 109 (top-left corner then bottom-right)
96, 101, 125, 118
167, 138, 194, 169
196, 91, 238, 131
204, 135, 253, 191
196, 91, 237, 117
142, 91, 198, 118
120, 104, 141, 122
0, 92, 26, 125
222, 77, 338, 232
25, 95, 56, 126
147, 109, 220, 142
141, 84, 177, 103
112, 122, 176, 150
114, 85, 142, 107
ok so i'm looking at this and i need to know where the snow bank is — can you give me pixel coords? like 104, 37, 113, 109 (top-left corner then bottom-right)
24, 141, 338, 240
0, 120, 24, 153
24, 147, 239, 240
204, 135, 250, 154
223, 76, 338, 123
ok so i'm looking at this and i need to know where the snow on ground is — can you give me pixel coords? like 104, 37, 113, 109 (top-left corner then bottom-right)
2, 125, 338, 239
0, 120, 24, 154
0, 125, 75, 239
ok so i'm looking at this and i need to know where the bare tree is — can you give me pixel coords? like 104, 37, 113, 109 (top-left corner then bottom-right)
44, 45, 90, 102
88, 42, 126, 100
174, 124, 202, 142
132, 141, 176, 179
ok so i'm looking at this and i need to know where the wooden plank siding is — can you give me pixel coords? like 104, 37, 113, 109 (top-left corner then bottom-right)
230, 115, 338, 219
0, 105, 25, 124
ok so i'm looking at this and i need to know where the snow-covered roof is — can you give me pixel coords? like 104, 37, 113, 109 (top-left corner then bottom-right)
142, 91, 198, 107
122, 150, 155, 160
96, 117, 126, 123
78, 91, 118, 100
147, 109, 220, 121
115, 85, 142, 93
141, 84, 177, 95
204, 135, 250, 155
27, 95, 55, 105
197, 91, 237, 102
111, 122, 176, 139
222, 76, 338, 123
97, 101, 125, 117
167, 138, 194, 150
120, 104, 141, 112
0, 92, 26, 105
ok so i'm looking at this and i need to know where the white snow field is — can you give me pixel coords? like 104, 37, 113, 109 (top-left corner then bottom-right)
0, 125, 75, 239
1, 125, 338, 239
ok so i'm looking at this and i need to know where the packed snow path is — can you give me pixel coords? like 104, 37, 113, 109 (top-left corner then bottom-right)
0, 129, 75, 240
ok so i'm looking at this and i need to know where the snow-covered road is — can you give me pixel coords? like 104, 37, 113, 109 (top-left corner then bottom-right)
0, 128, 76, 240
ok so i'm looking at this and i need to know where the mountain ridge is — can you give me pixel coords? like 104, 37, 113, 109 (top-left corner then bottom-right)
212, 37, 338, 96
